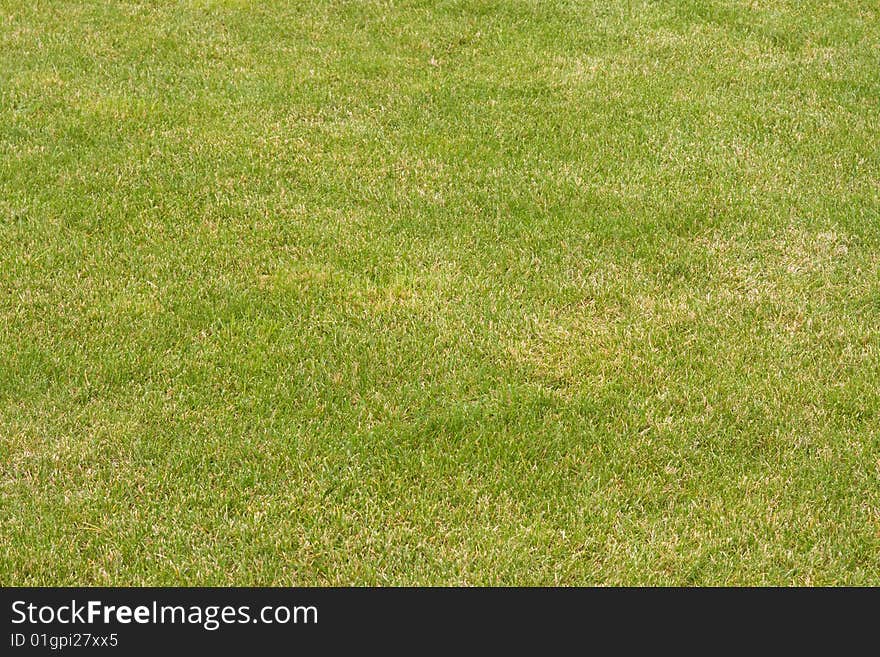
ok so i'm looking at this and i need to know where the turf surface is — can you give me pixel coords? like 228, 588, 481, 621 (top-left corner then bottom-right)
2, 0, 879, 584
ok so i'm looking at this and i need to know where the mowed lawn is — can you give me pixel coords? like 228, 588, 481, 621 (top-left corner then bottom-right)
2, 0, 879, 585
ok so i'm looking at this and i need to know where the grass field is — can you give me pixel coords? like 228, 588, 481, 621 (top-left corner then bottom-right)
2, 0, 879, 585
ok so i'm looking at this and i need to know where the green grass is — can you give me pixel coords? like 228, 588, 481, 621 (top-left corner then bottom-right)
2, 0, 879, 585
